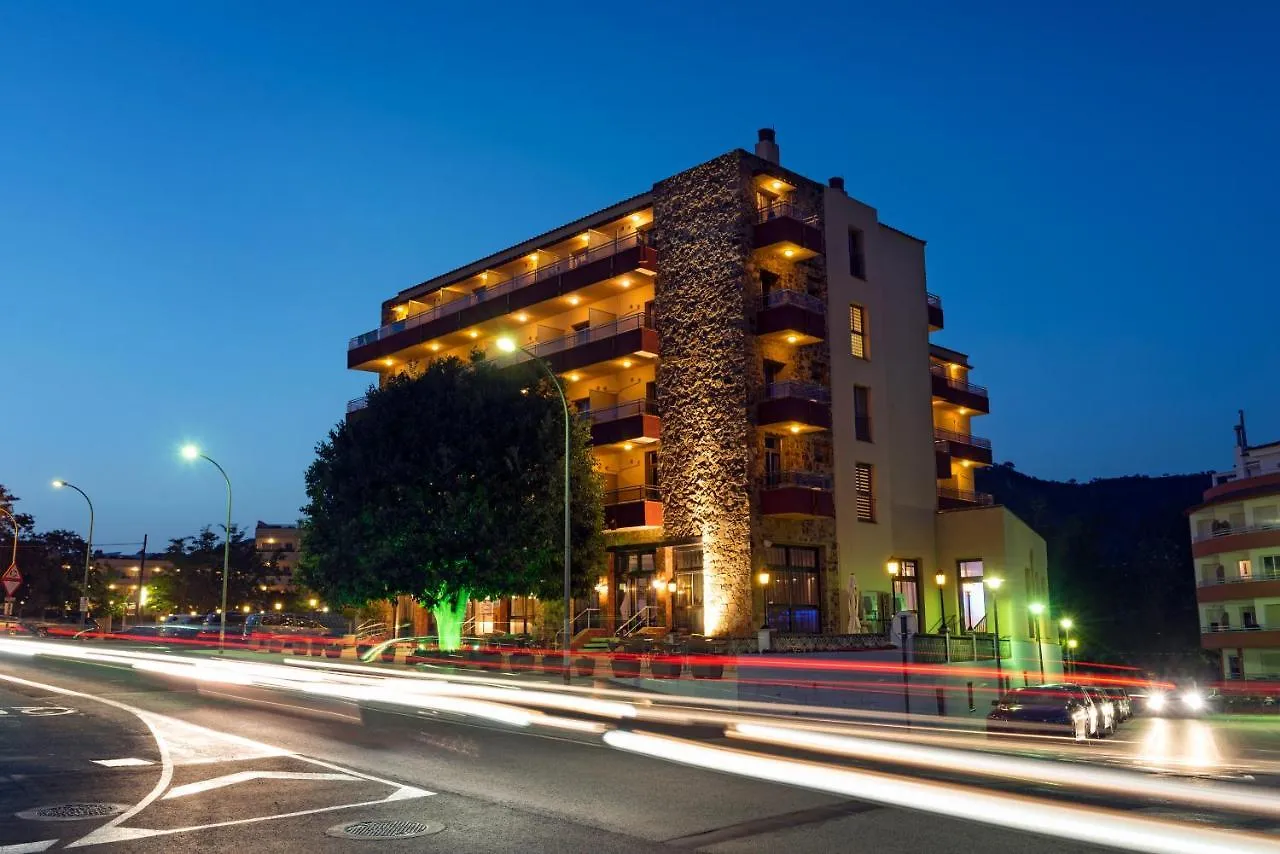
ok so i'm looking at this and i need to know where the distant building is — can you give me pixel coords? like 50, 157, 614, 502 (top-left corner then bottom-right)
1188, 412, 1280, 681
344, 129, 1053, 646
255, 521, 302, 591
92, 554, 175, 615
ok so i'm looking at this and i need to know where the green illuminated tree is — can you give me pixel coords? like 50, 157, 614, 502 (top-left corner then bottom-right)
298, 356, 603, 650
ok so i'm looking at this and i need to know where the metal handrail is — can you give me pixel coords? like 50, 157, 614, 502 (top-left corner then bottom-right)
933, 427, 991, 449
1192, 522, 1280, 543
616, 605, 661, 638
762, 470, 832, 490
938, 487, 995, 506
585, 398, 659, 424
347, 396, 369, 414
1197, 570, 1280, 587
349, 231, 652, 350
1203, 623, 1275, 633
762, 288, 825, 313
756, 200, 818, 225
499, 311, 653, 363
604, 485, 661, 504
929, 364, 989, 397
765, 381, 830, 403
927, 293, 942, 308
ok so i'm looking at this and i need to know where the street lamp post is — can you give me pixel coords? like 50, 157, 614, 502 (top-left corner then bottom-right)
887, 560, 910, 723
985, 577, 1004, 692
1029, 601, 1046, 685
497, 337, 572, 685
0, 507, 17, 618
1066, 637, 1079, 677
756, 570, 771, 629
1060, 617, 1074, 677
52, 481, 95, 630
181, 445, 233, 652
934, 571, 947, 634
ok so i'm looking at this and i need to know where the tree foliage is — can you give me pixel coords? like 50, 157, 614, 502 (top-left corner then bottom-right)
298, 356, 604, 648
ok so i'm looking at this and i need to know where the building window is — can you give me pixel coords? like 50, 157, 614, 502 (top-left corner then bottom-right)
1239, 558, 1253, 580
854, 462, 875, 521
853, 385, 872, 442
848, 229, 866, 279
849, 304, 868, 359
892, 559, 920, 615
509, 595, 535, 634
958, 559, 985, 631
764, 545, 821, 633
672, 547, 704, 634
1262, 554, 1280, 578
616, 550, 659, 627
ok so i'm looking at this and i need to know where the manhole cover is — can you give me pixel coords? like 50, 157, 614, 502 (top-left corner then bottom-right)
326, 819, 444, 840
17, 803, 128, 821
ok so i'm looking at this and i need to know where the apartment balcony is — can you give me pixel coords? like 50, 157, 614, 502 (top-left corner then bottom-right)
753, 202, 823, 260
937, 487, 995, 511
756, 289, 826, 345
346, 395, 369, 422
1195, 570, 1280, 604
1200, 623, 1280, 651
1191, 522, 1280, 559
933, 428, 993, 466
347, 232, 658, 369
587, 399, 661, 447
503, 311, 659, 378
930, 365, 991, 413
757, 381, 831, 435
760, 471, 835, 518
604, 485, 663, 530
927, 292, 944, 330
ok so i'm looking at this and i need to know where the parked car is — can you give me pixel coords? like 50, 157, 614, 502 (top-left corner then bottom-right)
1103, 687, 1132, 722
244, 613, 340, 641
198, 612, 248, 638
986, 685, 1093, 742
1082, 686, 1116, 736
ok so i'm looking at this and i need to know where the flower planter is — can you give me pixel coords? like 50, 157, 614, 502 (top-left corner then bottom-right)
292, 641, 310, 656
650, 656, 683, 679
380, 647, 397, 663
268, 639, 284, 654
690, 660, 724, 679
356, 643, 372, 658
476, 651, 505, 670
324, 644, 342, 659
574, 655, 596, 677
611, 655, 641, 679
310, 641, 324, 657
508, 652, 535, 672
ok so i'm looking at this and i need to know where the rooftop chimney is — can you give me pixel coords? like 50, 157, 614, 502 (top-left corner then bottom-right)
755, 128, 780, 164
829, 176, 845, 192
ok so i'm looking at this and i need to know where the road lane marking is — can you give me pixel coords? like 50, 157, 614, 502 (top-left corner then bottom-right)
0, 841, 58, 853
162, 771, 360, 800
92, 759, 153, 768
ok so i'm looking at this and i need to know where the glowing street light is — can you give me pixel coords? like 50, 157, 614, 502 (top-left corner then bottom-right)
1061, 618, 1077, 676
497, 335, 572, 684
934, 571, 948, 635
180, 444, 233, 652
52, 479, 95, 630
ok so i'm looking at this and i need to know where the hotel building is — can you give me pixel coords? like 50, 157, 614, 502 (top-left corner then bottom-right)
1189, 413, 1280, 681
346, 130, 1049, 645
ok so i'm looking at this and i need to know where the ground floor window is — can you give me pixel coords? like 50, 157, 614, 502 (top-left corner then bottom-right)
509, 596, 535, 635
672, 547, 704, 634
891, 559, 920, 616
958, 559, 985, 631
615, 549, 660, 627
765, 545, 821, 633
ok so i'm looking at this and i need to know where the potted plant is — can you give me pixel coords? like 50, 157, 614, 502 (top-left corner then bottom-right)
650, 653, 683, 679
574, 655, 596, 677
611, 652, 642, 678
509, 649, 535, 672
324, 642, 342, 659
687, 637, 724, 679
293, 640, 311, 656
380, 644, 398, 663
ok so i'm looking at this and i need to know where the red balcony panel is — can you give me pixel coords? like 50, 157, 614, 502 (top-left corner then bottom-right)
604, 486, 663, 530
1201, 628, 1280, 650
1197, 578, 1280, 603
591, 413, 661, 446
753, 215, 824, 256
1192, 527, 1280, 559
756, 397, 831, 431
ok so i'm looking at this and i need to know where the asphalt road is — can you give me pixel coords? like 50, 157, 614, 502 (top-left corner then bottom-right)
0, 653, 1138, 854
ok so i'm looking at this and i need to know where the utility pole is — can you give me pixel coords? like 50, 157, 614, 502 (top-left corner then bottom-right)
134, 534, 148, 626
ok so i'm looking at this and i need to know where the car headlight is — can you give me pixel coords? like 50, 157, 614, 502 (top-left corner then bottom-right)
1147, 693, 1166, 711
1071, 710, 1087, 722
1181, 691, 1203, 710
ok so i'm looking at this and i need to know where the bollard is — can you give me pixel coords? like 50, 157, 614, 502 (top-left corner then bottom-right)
935, 687, 945, 716
1023, 670, 1029, 687
967, 681, 975, 712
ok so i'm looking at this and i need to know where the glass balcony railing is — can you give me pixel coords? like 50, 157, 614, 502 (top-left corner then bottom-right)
763, 470, 832, 490
762, 288, 825, 313
500, 311, 654, 363
349, 231, 652, 350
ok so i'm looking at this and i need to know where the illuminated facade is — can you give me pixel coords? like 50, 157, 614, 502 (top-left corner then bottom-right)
1189, 413, 1280, 681
347, 130, 1047, 642
255, 521, 302, 591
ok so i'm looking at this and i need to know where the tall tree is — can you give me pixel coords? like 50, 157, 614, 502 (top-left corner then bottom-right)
298, 356, 604, 650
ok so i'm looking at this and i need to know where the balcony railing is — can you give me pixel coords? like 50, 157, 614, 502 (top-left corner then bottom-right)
927, 293, 942, 308
933, 428, 992, 449
349, 232, 652, 350
1192, 522, 1280, 544
757, 201, 818, 225
604, 485, 661, 504
1197, 569, 1280, 587
763, 470, 832, 491
347, 396, 369, 414
500, 311, 653, 363
762, 288, 825, 314
585, 398, 659, 424
937, 487, 994, 506
1203, 623, 1277, 634
929, 364, 989, 398
765, 381, 830, 403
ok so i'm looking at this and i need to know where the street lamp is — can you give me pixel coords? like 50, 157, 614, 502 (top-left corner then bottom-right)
934, 571, 947, 634
1061, 618, 1076, 676
52, 480, 95, 631
985, 576, 1004, 692
181, 444, 233, 652
756, 570, 771, 629
1029, 601, 1046, 685
497, 336, 571, 684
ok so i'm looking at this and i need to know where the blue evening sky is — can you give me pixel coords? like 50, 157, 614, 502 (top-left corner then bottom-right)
2, 1, 1277, 545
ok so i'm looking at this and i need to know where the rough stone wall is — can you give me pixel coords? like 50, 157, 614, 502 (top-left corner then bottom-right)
653, 152, 757, 637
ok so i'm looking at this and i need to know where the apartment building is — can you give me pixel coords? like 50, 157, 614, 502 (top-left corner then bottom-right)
1189, 412, 1280, 681
346, 130, 1049, 644
255, 521, 302, 592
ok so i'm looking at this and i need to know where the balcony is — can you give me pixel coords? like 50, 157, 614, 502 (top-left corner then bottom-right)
587, 399, 661, 447
347, 396, 368, 415
927, 292, 944, 330
348, 232, 657, 368
933, 428, 993, 466
1200, 623, 1280, 650
937, 487, 995, 511
756, 289, 826, 345
604, 485, 663, 530
930, 365, 991, 413
502, 312, 659, 378
1191, 522, 1280, 558
757, 381, 831, 435
760, 471, 835, 518
1196, 570, 1280, 603
753, 202, 823, 260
